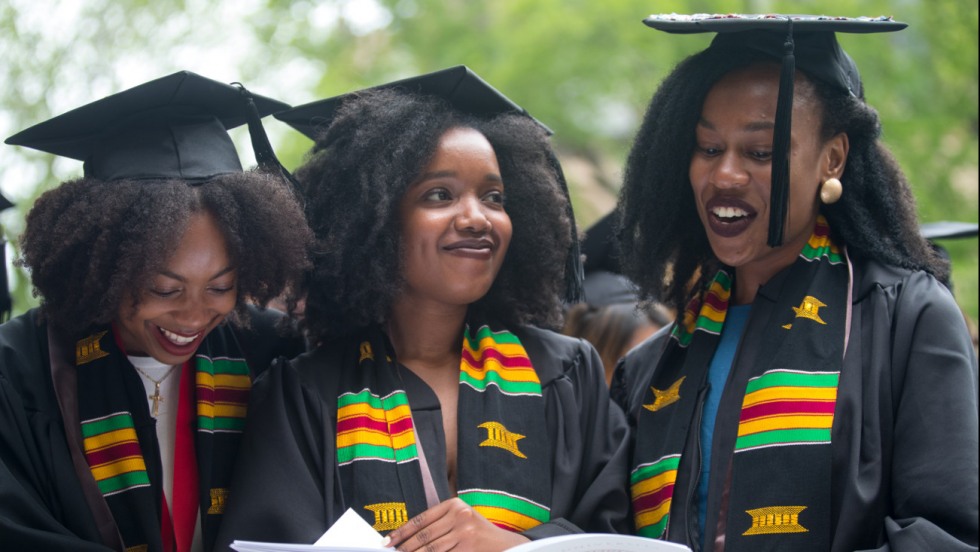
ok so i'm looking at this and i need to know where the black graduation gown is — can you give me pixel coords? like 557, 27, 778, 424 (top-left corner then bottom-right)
612, 256, 979, 551
214, 325, 632, 549
0, 306, 304, 552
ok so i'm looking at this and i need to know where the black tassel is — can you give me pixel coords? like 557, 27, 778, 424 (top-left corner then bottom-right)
233, 83, 305, 200
1, 239, 11, 322
768, 18, 795, 247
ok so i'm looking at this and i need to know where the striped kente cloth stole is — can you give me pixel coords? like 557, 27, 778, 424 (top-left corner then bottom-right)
630, 216, 848, 550
75, 323, 252, 551
336, 319, 552, 535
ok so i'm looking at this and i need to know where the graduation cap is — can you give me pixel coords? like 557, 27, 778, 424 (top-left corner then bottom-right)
919, 221, 977, 293
643, 14, 907, 247
581, 210, 622, 275
279, 65, 582, 302
275, 65, 551, 140
920, 221, 979, 241
5, 70, 291, 182
579, 210, 646, 307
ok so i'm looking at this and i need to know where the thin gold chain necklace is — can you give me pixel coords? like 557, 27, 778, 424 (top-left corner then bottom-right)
132, 363, 179, 417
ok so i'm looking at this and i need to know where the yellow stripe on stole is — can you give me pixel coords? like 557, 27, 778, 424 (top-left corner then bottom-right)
807, 233, 836, 249
463, 338, 526, 357
196, 372, 251, 390
83, 428, 139, 452
742, 387, 837, 406
197, 402, 248, 418
459, 361, 538, 382
337, 402, 412, 423
472, 506, 540, 532
631, 470, 678, 498
90, 455, 148, 481
634, 500, 672, 528
337, 428, 417, 450
738, 414, 834, 437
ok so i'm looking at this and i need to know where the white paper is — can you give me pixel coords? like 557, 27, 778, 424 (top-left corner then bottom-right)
230, 508, 392, 552
313, 508, 388, 548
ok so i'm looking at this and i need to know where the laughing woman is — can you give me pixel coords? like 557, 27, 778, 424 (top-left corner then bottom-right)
611, 14, 978, 552
0, 72, 312, 552
216, 67, 631, 551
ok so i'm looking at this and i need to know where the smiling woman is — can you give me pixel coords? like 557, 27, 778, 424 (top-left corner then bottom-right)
612, 13, 978, 551
0, 71, 313, 551
215, 66, 631, 551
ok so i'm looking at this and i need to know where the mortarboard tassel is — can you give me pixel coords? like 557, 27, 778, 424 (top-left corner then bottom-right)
768, 18, 795, 247
1, 239, 11, 322
234, 83, 305, 198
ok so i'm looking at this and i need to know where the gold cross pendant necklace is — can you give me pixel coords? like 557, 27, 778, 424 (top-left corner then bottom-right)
133, 364, 180, 417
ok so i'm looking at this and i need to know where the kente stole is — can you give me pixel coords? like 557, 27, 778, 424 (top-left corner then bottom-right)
74, 324, 252, 552
336, 320, 552, 535
631, 217, 849, 551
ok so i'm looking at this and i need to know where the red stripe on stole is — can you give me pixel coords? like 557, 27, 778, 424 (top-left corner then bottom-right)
196, 386, 214, 402
211, 387, 249, 404
740, 400, 836, 422
337, 414, 413, 435
632, 482, 674, 513
85, 441, 143, 467
461, 347, 533, 369
195, 385, 248, 402
701, 291, 729, 312
813, 221, 831, 237
337, 415, 388, 434
387, 416, 414, 435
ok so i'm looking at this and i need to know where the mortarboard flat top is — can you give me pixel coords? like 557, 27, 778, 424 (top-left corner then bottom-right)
920, 221, 979, 241
275, 65, 551, 140
644, 14, 906, 34
5, 71, 289, 182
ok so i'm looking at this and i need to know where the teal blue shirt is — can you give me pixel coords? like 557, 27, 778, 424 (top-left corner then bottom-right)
697, 304, 751, 546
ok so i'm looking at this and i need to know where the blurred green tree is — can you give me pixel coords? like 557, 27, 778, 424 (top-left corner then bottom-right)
2, 0, 977, 321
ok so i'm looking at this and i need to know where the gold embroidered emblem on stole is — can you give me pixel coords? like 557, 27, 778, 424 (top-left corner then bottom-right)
124, 546, 149, 552
792, 296, 827, 324
208, 488, 230, 514
359, 341, 374, 363
643, 376, 686, 412
365, 502, 409, 531
478, 421, 527, 458
742, 505, 808, 535
76, 331, 110, 365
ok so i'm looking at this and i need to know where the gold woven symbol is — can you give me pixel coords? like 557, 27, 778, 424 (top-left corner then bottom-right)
791, 296, 827, 324
478, 421, 527, 458
743, 505, 808, 535
359, 341, 374, 363
208, 488, 229, 514
76, 331, 110, 365
124, 546, 149, 552
364, 502, 409, 531
642, 376, 686, 412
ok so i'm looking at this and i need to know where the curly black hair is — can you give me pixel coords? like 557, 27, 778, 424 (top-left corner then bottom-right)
295, 88, 572, 342
618, 47, 947, 314
18, 169, 313, 335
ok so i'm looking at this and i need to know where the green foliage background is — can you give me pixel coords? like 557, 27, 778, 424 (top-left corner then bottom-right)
1, 0, 977, 321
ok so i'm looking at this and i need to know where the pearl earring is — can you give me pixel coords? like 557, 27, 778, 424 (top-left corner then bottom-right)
820, 177, 843, 205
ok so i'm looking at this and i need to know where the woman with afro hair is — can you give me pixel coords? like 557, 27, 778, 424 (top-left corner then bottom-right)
0, 72, 313, 552
217, 67, 631, 550
611, 14, 978, 551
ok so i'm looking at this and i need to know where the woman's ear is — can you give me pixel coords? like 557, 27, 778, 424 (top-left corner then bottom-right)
823, 132, 849, 179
